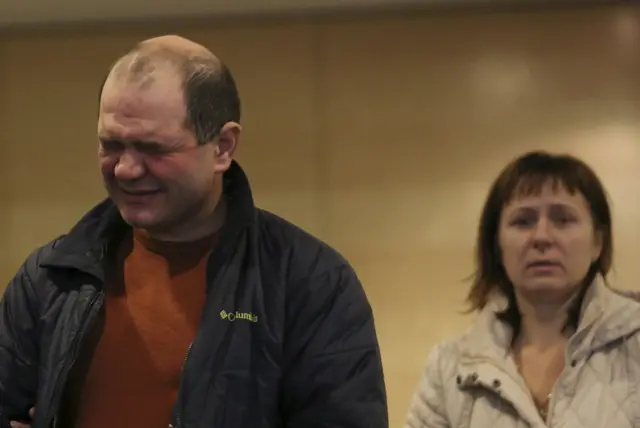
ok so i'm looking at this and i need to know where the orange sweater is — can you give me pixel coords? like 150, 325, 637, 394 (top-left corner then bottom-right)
70, 229, 215, 428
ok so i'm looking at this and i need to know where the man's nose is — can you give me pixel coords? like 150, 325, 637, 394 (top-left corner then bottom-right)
114, 149, 145, 180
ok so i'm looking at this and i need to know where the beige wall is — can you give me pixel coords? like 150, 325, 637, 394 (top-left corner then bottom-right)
1, 5, 640, 426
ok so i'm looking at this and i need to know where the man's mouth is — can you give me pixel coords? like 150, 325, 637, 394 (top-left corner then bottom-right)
119, 188, 161, 196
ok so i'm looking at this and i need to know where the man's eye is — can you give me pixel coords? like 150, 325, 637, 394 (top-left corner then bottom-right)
100, 141, 123, 152
135, 143, 167, 155
141, 146, 163, 154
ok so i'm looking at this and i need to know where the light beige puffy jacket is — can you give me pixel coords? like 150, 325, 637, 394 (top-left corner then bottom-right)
404, 281, 640, 428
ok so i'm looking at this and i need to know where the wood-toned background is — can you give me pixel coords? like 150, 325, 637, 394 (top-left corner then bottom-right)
1, 5, 639, 425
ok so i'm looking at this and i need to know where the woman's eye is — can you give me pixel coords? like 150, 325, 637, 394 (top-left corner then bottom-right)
511, 217, 535, 227
555, 216, 575, 225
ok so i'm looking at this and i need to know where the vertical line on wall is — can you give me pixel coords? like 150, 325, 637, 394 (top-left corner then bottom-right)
0, 38, 10, 287
309, 16, 331, 241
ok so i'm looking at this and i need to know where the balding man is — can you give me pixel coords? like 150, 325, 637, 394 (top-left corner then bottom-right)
0, 36, 388, 428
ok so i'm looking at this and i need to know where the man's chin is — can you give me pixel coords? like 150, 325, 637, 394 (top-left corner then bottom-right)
118, 208, 160, 229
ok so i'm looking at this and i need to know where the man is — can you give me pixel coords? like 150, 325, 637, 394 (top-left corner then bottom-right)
0, 35, 388, 428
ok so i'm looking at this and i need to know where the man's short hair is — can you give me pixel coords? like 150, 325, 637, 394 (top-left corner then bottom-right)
182, 60, 241, 145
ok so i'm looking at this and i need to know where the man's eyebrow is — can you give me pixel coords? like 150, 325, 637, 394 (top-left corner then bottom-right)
98, 137, 161, 146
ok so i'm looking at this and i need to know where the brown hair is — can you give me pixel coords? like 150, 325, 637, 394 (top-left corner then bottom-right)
466, 151, 613, 328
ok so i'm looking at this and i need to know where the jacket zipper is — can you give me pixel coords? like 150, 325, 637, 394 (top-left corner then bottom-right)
45, 292, 104, 428
172, 244, 223, 428
171, 342, 194, 428
461, 358, 541, 425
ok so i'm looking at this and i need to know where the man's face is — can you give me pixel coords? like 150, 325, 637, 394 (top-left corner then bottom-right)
97, 70, 231, 238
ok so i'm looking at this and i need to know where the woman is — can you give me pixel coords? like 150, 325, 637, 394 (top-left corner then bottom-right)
405, 151, 640, 428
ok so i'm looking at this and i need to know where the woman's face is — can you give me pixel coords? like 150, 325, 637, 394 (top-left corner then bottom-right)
498, 181, 602, 300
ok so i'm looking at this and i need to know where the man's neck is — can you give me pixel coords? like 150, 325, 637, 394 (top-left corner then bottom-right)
148, 194, 227, 243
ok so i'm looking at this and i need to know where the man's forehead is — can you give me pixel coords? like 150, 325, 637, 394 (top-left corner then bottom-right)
97, 109, 180, 143
98, 80, 187, 138
103, 62, 181, 93
101, 76, 184, 113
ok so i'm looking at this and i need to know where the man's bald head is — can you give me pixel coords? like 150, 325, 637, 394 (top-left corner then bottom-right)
109, 35, 220, 83
138, 34, 214, 57
101, 35, 240, 145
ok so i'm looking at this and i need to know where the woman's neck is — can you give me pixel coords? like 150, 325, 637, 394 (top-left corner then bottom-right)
515, 293, 575, 349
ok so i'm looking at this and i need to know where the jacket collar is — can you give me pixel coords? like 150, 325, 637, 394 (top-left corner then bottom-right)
40, 160, 256, 280
576, 281, 640, 357
461, 279, 640, 362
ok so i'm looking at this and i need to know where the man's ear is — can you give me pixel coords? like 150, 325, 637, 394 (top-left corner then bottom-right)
213, 122, 241, 173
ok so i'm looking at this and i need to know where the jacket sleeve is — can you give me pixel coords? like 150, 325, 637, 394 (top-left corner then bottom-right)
281, 262, 388, 428
0, 261, 41, 427
404, 345, 451, 428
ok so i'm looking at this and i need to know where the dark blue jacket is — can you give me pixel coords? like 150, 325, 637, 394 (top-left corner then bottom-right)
0, 161, 388, 428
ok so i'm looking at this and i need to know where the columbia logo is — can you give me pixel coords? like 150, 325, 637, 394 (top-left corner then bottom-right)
220, 310, 258, 323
